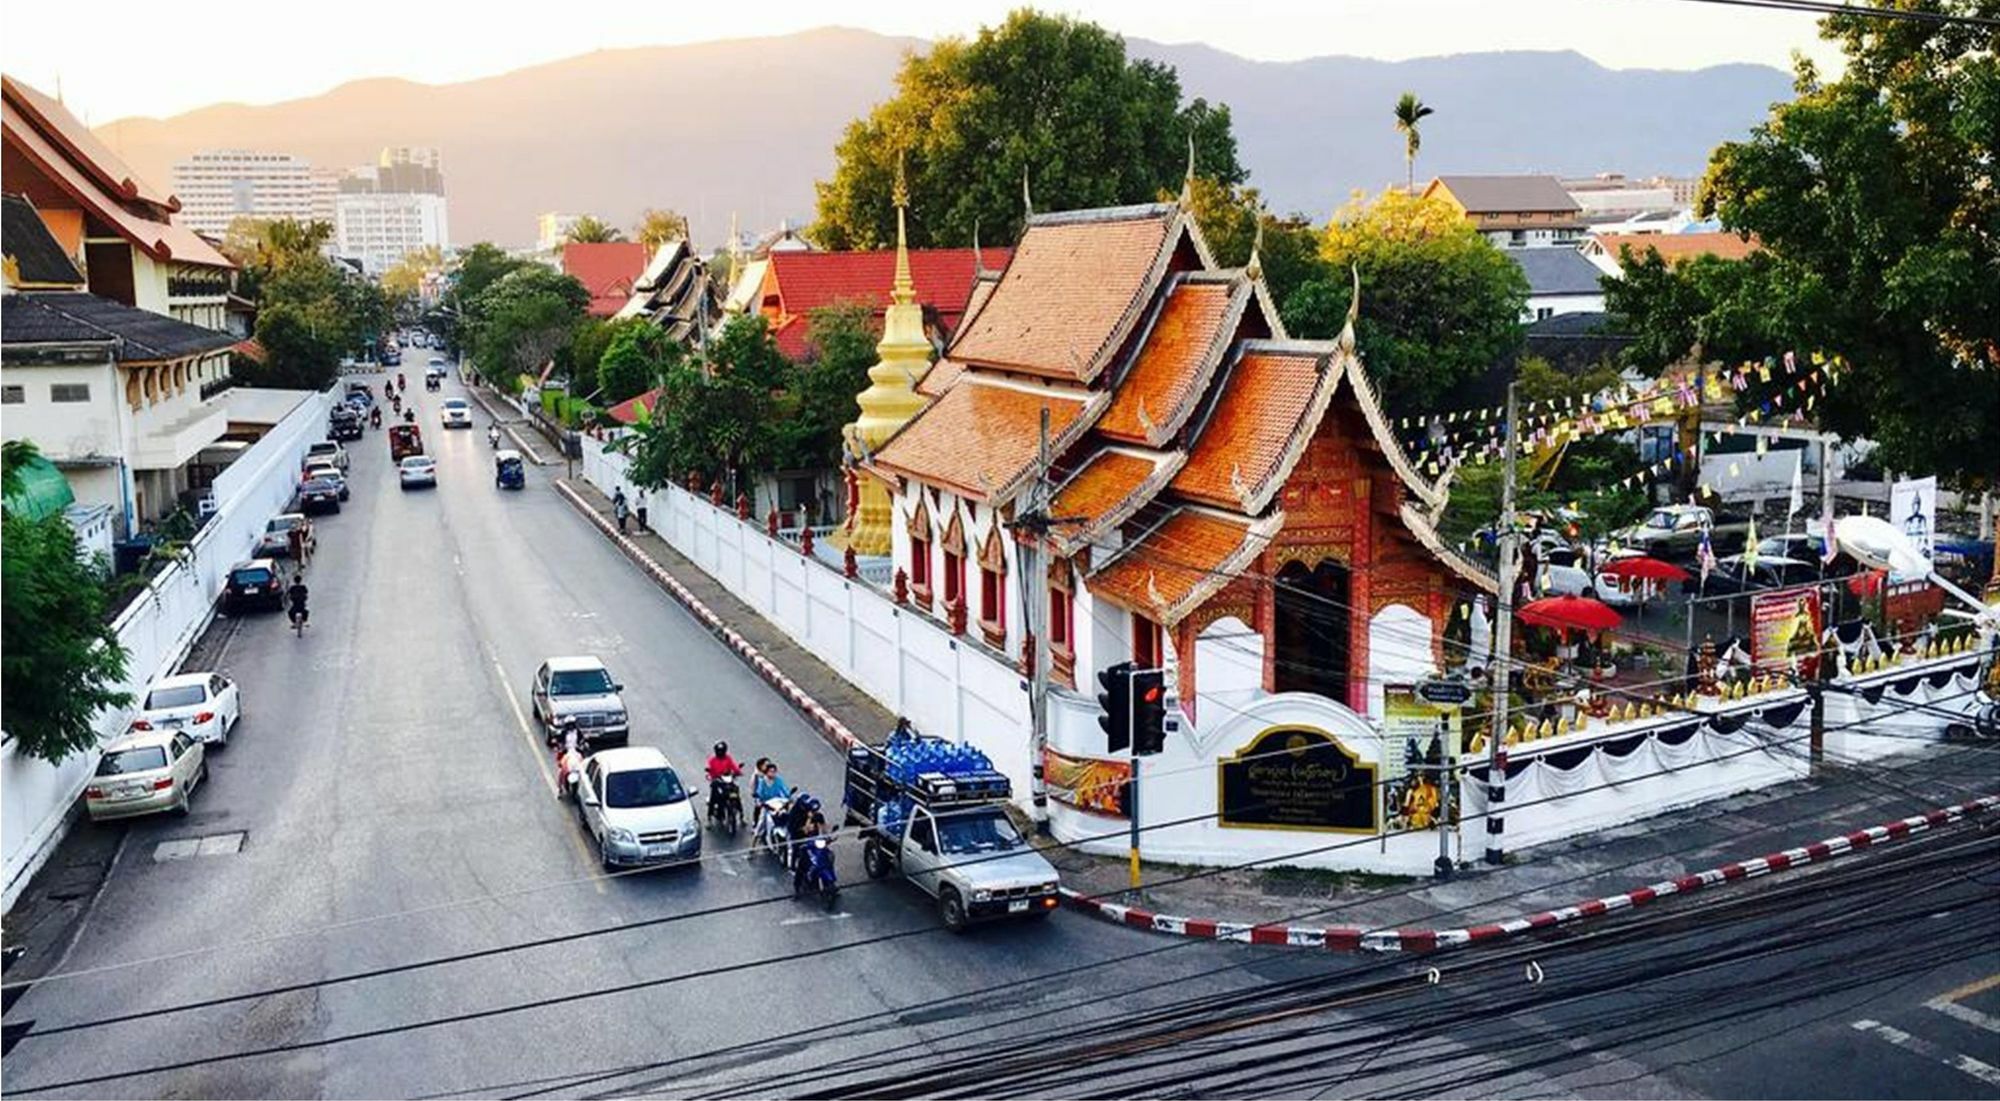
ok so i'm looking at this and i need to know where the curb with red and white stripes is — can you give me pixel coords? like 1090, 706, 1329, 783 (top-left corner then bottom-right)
1059, 794, 1998, 953
555, 481, 861, 754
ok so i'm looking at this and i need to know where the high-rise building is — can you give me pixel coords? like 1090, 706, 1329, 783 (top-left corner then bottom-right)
538, 212, 582, 252
333, 192, 450, 275
170, 150, 320, 235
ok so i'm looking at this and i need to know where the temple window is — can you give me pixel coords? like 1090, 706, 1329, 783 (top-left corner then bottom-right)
976, 525, 1008, 646
940, 508, 968, 612
1048, 558, 1076, 687
905, 498, 933, 609
1132, 614, 1164, 669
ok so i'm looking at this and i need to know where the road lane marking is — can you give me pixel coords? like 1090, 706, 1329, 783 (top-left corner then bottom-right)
1851, 1020, 2000, 1086
1935, 973, 2000, 1004
489, 655, 606, 892
1927, 999, 2000, 1036
778, 912, 852, 926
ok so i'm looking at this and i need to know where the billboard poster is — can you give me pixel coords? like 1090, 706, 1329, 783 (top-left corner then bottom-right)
1381, 686, 1461, 833
1042, 747, 1130, 819
1217, 726, 1378, 834
1750, 586, 1823, 678
1890, 476, 1938, 563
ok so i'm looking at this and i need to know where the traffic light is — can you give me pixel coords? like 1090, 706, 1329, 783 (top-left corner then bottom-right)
1132, 668, 1167, 756
1097, 661, 1135, 754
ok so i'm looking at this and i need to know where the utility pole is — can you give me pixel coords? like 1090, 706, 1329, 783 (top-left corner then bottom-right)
1434, 714, 1453, 879
1483, 382, 1520, 866
1016, 409, 1054, 832
1128, 665, 1142, 891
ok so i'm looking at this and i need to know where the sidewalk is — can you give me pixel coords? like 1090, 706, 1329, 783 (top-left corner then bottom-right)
548, 474, 1992, 948
556, 477, 896, 752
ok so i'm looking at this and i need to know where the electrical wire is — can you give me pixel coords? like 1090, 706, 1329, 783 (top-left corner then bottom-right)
9, 685, 1981, 1095
1659, 0, 2000, 29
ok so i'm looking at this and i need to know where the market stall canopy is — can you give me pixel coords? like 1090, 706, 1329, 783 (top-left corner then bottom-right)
1517, 594, 1623, 633
1600, 555, 1690, 583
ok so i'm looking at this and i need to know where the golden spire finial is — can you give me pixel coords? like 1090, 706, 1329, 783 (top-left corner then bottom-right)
971, 218, 987, 277
892, 151, 914, 306
1244, 216, 1265, 282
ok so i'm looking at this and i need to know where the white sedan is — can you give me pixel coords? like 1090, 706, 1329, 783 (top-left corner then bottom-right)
133, 672, 241, 747
441, 398, 473, 429
86, 730, 207, 821
399, 455, 438, 489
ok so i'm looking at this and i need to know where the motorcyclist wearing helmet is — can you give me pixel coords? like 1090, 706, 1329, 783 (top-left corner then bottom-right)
790, 797, 825, 893
705, 741, 743, 784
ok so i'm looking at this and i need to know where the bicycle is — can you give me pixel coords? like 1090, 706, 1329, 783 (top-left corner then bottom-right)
289, 605, 309, 638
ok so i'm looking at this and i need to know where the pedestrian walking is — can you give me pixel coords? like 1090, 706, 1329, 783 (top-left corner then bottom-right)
613, 487, 630, 534
634, 488, 649, 533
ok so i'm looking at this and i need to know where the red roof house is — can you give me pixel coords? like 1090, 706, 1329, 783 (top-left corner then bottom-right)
750, 247, 1009, 361
562, 242, 651, 318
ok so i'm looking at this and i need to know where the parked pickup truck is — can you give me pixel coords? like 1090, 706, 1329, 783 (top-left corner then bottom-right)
845, 733, 1061, 932
1612, 505, 1751, 563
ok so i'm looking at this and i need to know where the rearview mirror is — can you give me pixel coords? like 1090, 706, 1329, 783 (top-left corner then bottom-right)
613, 683, 625, 693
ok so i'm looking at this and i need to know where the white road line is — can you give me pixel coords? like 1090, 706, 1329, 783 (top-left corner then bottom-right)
778, 912, 853, 926
1927, 998, 2000, 1036
488, 653, 606, 892
1851, 1019, 2000, 1087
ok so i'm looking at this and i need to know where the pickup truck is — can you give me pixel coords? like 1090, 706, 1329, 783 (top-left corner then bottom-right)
1613, 505, 1750, 563
845, 741, 1062, 932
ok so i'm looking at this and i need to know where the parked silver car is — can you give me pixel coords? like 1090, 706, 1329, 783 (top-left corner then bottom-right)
574, 746, 701, 869
85, 730, 207, 821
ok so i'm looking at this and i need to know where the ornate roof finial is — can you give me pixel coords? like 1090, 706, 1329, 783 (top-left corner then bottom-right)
1244, 217, 1265, 283
892, 151, 914, 306
1179, 130, 1197, 207
1021, 165, 1033, 219
1337, 263, 1362, 357
971, 217, 988, 277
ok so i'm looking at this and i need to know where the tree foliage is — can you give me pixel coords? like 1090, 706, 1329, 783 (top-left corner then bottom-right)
563, 215, 623, 244
595, 323, 680, 406
621, 316, 791, 496
1180, 176, 1331, 318
462, 267, 590, 390
635, 209, 689, 250
1392, 92, 1435, 193
228, 218, 388, 390
812, 9, 1244, 250
2, 442, 131, 764
1289, 189, 1527, 414
1614, 2, 2000, 483
778, 305, 882, 472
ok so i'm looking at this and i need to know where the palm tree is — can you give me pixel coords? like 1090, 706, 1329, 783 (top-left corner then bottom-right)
564, 215, 623, 244
635, 208, 689, 250
1393, 93, 1435, 193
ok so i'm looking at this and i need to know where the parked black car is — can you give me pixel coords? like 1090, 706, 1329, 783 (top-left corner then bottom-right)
298, 477, 342, 515
224, 558, 286, 612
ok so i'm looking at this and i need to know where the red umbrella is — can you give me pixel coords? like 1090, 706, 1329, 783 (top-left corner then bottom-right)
1600, 556, 1689, 583
1517, 594, 1623, 633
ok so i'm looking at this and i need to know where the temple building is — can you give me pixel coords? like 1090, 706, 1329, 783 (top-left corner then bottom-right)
868, 193, 1493, 732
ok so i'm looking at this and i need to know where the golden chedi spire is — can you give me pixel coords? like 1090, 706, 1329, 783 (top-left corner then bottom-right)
840, 153, 935, 557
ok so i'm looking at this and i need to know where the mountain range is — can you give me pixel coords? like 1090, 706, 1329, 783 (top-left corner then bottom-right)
91, 27, 1794, 247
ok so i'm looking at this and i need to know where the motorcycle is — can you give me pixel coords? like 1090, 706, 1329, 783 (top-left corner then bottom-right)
488, 426, 501, 449
753, 796, 794, 864
797, 832, 838, 910
708, 775, 743, 835
369, 408, 383, 430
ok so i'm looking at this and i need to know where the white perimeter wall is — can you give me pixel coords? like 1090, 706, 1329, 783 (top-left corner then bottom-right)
3, 389, 333, 909
580, 438, 1034, 790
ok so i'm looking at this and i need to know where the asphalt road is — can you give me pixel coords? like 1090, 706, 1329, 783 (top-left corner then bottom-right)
3, 367, 1995, 1099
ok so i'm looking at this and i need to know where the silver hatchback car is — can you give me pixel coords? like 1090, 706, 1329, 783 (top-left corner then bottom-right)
574, 747, 701, 869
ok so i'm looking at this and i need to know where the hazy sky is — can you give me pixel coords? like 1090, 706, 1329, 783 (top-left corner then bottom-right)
6, 0, 1841, 125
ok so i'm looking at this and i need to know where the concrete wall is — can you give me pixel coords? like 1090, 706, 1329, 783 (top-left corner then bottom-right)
580, 437, 1035, 790
3, 388, 333, 910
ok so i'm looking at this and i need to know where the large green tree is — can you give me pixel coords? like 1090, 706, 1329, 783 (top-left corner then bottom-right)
1287, 188, 1528, 413
462, 267, 591, 390
1635, 0, 1999, 482
2, 442, 131, 764
228, 218, 389, 390
776, 305, 882, 472
812, 9, 1244, 249
621, 316, 791, 495
1180, 177, 1333, 319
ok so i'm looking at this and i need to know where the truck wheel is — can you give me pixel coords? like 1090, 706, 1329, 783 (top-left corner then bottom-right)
939, 888, 969, 934
863, 841, 891, 880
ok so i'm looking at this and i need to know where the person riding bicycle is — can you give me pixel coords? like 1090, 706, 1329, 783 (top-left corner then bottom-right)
286, 573, 310, 629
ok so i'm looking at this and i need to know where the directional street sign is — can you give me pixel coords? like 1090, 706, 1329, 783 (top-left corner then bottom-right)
1416, 677, 1475, 707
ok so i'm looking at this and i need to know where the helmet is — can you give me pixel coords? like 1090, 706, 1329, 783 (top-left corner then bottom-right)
802, 796, 821, 814
713, 741, 728, 757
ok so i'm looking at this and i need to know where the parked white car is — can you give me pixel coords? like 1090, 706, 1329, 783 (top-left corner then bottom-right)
399, 455, 438, 489
86, 730, 207, 821
573, 746, 701, 869
134, 672, 242, 747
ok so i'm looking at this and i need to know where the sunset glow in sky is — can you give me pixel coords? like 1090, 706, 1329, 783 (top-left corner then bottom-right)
4, 0, 1842, 124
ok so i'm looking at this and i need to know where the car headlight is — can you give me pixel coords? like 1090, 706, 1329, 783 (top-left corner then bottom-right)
608, 828, 637, 845
971, 888, 993, 902
608, 711, 628, 725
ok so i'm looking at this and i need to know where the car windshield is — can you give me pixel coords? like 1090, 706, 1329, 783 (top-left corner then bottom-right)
1644, 509, 1677, 529
549, 668, 615, 696
400, 458, 432, 469
145, 685, 204, 709
936, 810, 1026, 855
267, 517, 299, 533
604, 767, 685, 808
96, 747, 168, 776
232, 567, 273, 585
444, 400, 467, 409
1757, 537, 1795, 557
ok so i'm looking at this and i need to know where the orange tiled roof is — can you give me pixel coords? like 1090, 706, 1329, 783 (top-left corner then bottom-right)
1098, 276, 1242, 446
1591, 231, 1759, 267
1172, 343, 1337, 514
1049, 449, 1182, 548
915, 357, 964, 398
873, 378, 1097, 501
1088, 508, 1280, 627
948, 204, 1178, 383
2, 97, 230, 269
3, 77, 176, 212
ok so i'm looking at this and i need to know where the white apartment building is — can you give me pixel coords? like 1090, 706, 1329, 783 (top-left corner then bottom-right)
170, 150, 321, 236
333, 191, 450, 274
538, 212, 582, 252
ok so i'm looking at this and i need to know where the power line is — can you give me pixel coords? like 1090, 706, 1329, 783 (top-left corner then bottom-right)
8, 686, 1980, 1095
1660, 0, 2000, 29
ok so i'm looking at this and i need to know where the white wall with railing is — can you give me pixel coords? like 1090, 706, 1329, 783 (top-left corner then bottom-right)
3, 389, 333, 910
579, 437, 1035, 788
